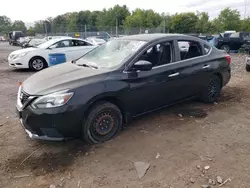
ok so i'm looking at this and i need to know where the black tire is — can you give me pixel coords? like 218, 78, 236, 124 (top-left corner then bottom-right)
82, 101, 123, 144
220, 45, 230, 53
200, 75, 221, 103
29, 57, 47, 71
246, 64, 250, 72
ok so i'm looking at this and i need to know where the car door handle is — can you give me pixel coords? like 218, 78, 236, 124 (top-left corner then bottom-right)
168, 72, 179, 77
203, 65, 210, 69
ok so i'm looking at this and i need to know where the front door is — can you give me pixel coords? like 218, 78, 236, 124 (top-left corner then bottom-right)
47, 39, 73, 62
121, 41, 182, 115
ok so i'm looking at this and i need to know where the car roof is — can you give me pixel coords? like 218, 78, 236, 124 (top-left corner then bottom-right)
49, 37, 86, 42
120, 33, 198, 42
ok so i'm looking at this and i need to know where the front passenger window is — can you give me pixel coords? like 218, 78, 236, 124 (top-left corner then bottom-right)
138, 42, 173, 67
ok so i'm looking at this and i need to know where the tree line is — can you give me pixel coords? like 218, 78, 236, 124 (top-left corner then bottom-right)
1, 5, 250, 36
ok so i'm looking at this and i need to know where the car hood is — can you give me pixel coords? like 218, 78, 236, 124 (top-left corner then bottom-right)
22, 62, 109, 95
10, 47, 37, 56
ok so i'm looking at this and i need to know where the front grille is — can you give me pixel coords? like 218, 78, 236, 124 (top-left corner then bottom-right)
20, 90, 30, 104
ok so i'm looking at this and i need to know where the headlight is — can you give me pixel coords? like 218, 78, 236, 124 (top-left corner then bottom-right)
31, 90, 74, 109
18, 52, 28, 57
11, 52, 28, 60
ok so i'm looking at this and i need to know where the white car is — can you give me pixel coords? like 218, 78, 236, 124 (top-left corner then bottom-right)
86, 37, 106, 45
8, 38, 96, 71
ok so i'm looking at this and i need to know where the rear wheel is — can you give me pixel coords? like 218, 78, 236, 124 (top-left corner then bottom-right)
246, 64, 250, 72
29, 57, 47, 71
200, 75, 221, 103
82, 101, 123, 144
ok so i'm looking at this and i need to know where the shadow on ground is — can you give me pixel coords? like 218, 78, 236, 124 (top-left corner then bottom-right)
1, 139, 91, 176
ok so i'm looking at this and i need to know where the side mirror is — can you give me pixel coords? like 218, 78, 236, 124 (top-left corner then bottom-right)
133, 60, 152, 71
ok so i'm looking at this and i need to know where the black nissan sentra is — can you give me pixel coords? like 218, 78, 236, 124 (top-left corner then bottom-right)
16, 34, 231, 144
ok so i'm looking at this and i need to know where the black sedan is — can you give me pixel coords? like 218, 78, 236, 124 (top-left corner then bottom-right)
16, 34, 231, 144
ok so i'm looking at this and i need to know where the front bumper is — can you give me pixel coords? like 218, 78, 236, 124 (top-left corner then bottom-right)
20, 118, 64, 141
16, 102, 83, 141
8, 57, 29, 69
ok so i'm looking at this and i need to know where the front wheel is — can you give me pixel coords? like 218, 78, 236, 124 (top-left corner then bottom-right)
29, 57, 47, 71
246, 64, 250, 72
220, 45, 230, 53
200, 75, 221, 103
82, 101, 123, 144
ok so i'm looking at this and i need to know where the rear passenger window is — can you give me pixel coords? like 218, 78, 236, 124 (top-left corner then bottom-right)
178, 40, 203, 60
73, 40, 92, 46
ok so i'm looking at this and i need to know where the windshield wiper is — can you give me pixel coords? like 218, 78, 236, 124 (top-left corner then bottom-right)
77, 63, 98, 69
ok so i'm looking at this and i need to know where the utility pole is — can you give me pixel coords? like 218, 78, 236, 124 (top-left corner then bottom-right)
116, 18, 118, 37
244, 0, 248, 19
163, 16, 166, 33
44, 21, 47, 37
84, 24, 87, 39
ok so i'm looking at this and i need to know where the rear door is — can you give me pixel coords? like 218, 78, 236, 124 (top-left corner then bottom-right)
174, 40, 213, 98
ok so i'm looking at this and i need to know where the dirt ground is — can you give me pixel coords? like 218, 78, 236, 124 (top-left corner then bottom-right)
0, 42, 250, 188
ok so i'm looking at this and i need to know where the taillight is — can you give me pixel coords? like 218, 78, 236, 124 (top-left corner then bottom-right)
225, 55, 231, 65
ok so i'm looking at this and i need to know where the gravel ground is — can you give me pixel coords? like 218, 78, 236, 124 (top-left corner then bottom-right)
0, 42, 250, 188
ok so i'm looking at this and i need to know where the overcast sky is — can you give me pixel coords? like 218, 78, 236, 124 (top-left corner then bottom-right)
1, 0, 248, 23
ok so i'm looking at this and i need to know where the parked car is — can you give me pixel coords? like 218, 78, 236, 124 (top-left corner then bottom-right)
8, 38, 96, 71
16, 34, 231, 143
220, 31, 236, 38
246, 56, 250, 72
22, 38, 47, 48
208, 35, 219, 46
0, 36, 7, 42
17, 37, 32, 47
8, 31, 24, 45
215, 32, 250, 53
86, 37, 106, 45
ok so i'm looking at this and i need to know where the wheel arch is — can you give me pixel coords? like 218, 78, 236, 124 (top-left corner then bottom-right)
214, 72, 223, 88
84, 96, 129, 124
29, 56, 48, 68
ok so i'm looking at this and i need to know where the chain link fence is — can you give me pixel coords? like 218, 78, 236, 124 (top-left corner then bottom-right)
35, 25, 165, 39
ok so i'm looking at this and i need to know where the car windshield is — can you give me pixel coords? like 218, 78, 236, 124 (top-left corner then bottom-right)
76, 39, 146, 69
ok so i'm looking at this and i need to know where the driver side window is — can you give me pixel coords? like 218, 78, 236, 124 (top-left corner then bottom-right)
138, 41, 173, 67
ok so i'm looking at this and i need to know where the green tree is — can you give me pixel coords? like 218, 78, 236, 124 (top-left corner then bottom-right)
75, 10, 92, 31
196, 12, 211, 33
240, 18, 250, 31
52, 15, 68, 32
96, 5, 130, 29
33, 21, 44, 33
160, 13, 172, 33
12, 20, 27, 33
171, 13, 198, 33
66, 12, 78, 32
26, 27, 36, 36
216, 8, 241, 31
0, 15, 12, 32
124, 9, 161, 28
